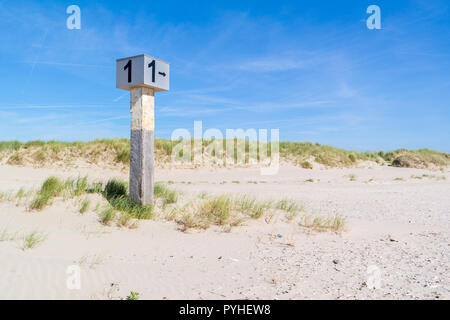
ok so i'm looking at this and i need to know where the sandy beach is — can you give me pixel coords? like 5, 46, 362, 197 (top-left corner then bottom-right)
0, 164, 448, 300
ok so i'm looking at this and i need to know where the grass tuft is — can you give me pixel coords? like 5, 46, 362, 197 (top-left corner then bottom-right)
99, 207, 116, 226
198, 195, 233, 226
7, 152, 23, 165
71, 177, 89, 196
154, 182, 178, 207
22, 231, 47, 250
276, 198, 302, 214
109, 196, 153, 219
176, 194, 274, 231
299, 214, 346, 232
300, 161, 313, 169
79, 198, 90, 214
126, 291, 140, 300
234, 195, 271, 219
179, 212, 209, 231
0, 228, 19, 242
24, 175, 156, 224
117, 212, 133, 228
116, 149, 130, 164
30, 177, 64, 210
104, 179, 127, 200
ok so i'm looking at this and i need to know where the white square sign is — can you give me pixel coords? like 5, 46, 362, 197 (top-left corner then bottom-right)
116, 54, 170, 91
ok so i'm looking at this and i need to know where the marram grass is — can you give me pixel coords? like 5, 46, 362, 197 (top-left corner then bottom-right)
0, 139, 448, 168
8, 174, 348, 233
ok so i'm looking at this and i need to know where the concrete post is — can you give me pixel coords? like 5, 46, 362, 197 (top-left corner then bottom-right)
129, 87, 155, 205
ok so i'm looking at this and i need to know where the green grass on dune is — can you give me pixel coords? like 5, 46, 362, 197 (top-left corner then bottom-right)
29, 176, 154, 221
0, 139, 448, 168
11, 174, 348, 233
385, 148, 450, 168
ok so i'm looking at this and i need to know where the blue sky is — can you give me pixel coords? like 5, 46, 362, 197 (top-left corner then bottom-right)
0, 0, 449, 152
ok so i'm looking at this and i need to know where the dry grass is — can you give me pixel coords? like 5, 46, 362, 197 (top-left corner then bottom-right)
154, 182, 179, 207
99, 207, 115, 226
117, 212, 138, 228
176, 195, 305, 232
1, 139, 448, 169
199, 195, 233, 226
299, 214, 346, 232
77, 253, 106, 269
8, 174, 347, 234
275, 198, 303, 213
300, 161, 313, 169
412, 174, 447, 180
79, 198, 90, 214
0, 191, 13, 202
176, 195, 239, 231
234, 195, 271, 219
22, 231, 47, 250
0, 228, 19, 242
389, 149, 449, 168
6, 152, 23, 165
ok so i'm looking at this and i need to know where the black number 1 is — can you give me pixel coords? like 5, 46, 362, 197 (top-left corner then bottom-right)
148, 60, 155, 82
124, 60, 132, 83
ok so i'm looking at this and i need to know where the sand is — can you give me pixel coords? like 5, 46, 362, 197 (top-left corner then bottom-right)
0, 164, 448, 299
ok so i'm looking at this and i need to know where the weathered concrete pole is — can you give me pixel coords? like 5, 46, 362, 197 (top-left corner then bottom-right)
129, 87, 155, 205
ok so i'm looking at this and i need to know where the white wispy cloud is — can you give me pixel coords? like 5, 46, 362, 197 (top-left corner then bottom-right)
15, 114, 71, 124
237, 56, 315, 72
112, 93, 129, 102
21, 61, 112, 68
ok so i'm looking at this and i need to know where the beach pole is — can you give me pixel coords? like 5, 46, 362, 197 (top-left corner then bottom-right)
116, 54, 170, 205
